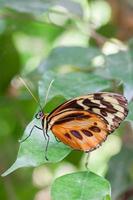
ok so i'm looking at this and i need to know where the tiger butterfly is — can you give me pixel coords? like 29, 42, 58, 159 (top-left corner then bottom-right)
21, 91, 128, 160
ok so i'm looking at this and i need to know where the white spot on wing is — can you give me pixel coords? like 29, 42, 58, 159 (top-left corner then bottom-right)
113, 104, 124, 112
105, 116, 113, 125
90, 99, 100, 104
92, 108, 101, 115
106, 113, 114, 119
102, 96, 118, 104
115, 112, 124, 118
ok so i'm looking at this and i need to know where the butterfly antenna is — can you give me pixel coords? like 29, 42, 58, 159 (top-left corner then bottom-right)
44, 79, 54, 107
19, 77, 43, 112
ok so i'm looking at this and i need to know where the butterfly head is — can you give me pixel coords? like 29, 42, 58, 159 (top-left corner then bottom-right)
35, 111, 45, 119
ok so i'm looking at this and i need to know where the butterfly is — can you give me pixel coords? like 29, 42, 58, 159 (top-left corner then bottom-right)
21, 91, 128, 160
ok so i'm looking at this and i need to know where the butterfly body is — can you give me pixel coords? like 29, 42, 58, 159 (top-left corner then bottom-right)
38, 92, 128, 152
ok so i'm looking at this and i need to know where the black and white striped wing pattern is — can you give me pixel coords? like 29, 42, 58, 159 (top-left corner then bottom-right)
73, 93, 128, 133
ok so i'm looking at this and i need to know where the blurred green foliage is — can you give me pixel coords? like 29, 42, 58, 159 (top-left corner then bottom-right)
51, 171, 111, 200
0, 0, 133, 200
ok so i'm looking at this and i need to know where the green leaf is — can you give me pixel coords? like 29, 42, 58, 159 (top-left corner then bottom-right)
106, 146, 133, 200
0, 31, 21, 93
6, 11, 64, 42
44, 95, 67, 113
127, 101, 133, 121
39, 71, 111, 103
2, 118, 71, 176
104, 195, 111, 200
104, 46, 133, 99
128, 39, 133, 61
40, 46, 101, 71
1, 0, 83, 17
51, 171, 111, 200
104, 51, 133, 84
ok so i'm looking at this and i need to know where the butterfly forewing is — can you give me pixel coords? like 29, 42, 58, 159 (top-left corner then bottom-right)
47, 92, 128, 152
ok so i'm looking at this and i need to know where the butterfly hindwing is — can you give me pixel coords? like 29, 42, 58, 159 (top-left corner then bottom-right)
50, 110, 108, 151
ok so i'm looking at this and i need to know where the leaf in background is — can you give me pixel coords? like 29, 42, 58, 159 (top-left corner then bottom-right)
104, 51, 132, 84
51, 171, 111, 200
106, 146, 133, 200
5, 11, 64, 42
44, 95, 67, 113
89, 23, 117, 47
39, 71, 111, 103
104, 44, 133, 100
1, 0, 83, 17
2, 118, 71, 176
129, 39, 133, 61
127, 101, 133, 121
39, 46, 101, 71
0, 31, 21, 94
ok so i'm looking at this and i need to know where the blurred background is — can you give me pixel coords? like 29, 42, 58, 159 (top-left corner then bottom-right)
0, 0, 133, 200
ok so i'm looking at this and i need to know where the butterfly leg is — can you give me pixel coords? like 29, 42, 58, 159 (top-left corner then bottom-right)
44, 133, 50, 161
19, 125, 42, 143
44, 122, 50, 161
85, 152, 90, 170
41, 118, 47, 140
41, 119, 49, 161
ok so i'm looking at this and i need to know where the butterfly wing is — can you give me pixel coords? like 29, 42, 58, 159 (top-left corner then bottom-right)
50, 110, 108, 151
47, 92, 128, 151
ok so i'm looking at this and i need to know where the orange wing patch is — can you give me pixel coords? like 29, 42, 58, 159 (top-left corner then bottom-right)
50, 110, 108, 152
